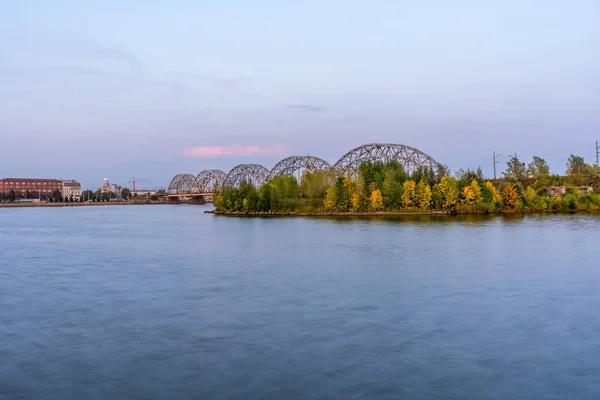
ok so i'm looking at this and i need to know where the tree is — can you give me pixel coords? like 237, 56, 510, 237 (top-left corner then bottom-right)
455, 167, 484, 188
121, 188, 131, 200
482, 181, 501, 204
501, 182, 521, 210
351, 192, 363, 211
461, 186, 475, 205
470, 180, 482, 204
323, 186, 337, 210
332, 177, 353, 210
566, 154, 587, 175
415, 180, 432, 209
527, 156, 550, 177
432, 176, 459, 209
82, 190, 94, 201
523, 186, 536, 206
52, 190, 62, 203
8, 189, 16, 202
401, 180, 416, 207
369, 189, 384, 211
504, 154, 526, 179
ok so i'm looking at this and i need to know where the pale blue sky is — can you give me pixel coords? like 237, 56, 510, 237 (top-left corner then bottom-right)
1, 0, 599, 188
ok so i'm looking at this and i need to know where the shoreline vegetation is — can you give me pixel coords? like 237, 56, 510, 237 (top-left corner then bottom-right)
214, 155, 600, 217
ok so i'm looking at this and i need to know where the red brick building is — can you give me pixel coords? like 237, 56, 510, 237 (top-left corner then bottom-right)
0, 178, 63, 196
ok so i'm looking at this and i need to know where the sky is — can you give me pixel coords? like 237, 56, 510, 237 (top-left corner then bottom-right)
1, 0, 599, 189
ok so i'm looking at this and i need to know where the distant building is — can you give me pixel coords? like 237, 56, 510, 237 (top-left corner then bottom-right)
101, 178, 122, 200
61, 180, 82, 200
0, 178, 62, 196
131, 189, 157, 197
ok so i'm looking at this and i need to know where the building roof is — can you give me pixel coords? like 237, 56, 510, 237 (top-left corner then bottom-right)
0, 178, 61, 182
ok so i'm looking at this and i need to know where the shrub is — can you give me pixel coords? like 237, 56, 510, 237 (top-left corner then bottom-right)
563, 194, 578, 210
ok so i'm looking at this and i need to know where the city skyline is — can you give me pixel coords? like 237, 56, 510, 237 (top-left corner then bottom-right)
1, 0, 599, 188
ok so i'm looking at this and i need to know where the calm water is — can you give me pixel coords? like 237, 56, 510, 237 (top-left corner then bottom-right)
1, 205, 600, 399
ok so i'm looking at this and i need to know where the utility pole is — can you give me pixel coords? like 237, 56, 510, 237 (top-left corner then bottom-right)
596, 141, 599, 168
493, 151, 502, 180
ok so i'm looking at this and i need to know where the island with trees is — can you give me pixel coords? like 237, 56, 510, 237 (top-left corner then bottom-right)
213, 154, 600, 216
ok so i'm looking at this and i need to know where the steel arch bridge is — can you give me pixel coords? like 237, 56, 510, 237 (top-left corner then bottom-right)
334, 143, 440, 177
165, 143, 441, 198
196, 169, 226, 193
267, 155, 331, 180
167, 174, 198, 194
222, 164, 270, 189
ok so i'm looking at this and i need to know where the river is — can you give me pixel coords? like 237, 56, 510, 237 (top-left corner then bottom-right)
1, 205, 599, 399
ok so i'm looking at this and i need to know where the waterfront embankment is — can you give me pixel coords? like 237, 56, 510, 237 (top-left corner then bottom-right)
0, 201, 163, 208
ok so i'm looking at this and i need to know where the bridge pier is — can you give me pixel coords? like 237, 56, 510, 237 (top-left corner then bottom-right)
189, 197, 207, 205
167, 197, 181, 204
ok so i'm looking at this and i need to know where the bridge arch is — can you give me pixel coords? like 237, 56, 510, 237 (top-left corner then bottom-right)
196, 169, 226, 193
268, 156, 331, 181
223, 164, 269, 188
334, 143, 440, 177
167, 173, 199, 194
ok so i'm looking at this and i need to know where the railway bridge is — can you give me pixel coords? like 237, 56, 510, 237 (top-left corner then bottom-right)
166, 143, 442, 203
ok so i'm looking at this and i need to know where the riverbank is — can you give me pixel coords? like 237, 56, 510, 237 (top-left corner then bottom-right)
0, 201, 164, 208
208, 209, 594, 217
209, 210, 453, 217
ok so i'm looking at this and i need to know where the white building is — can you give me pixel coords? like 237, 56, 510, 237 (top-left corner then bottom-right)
61, 180, 82, 200
101, 178, 122, 200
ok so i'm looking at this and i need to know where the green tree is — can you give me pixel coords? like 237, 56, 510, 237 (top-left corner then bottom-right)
121, 188, 132, 200
301, 170, 334, 200
8, 189, 16, 202
257, 183, 272, 211
333, 177, 351, 210
504, 154, 526, 179
52, 190, 63, 203
566, 154, 587, 175
526, 156, 550, 177
455, 167, 484, 189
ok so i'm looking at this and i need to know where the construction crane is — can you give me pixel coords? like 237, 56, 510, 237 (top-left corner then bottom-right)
128, 178, 148, 192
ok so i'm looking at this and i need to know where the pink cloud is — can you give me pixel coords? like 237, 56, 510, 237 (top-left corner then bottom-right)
183, 145, 286, 158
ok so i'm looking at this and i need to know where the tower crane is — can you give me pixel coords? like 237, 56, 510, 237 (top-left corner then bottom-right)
128, 178, 148, 192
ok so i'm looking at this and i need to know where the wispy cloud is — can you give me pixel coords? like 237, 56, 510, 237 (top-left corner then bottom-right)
284, 104, 326, 112
183, 145, 286, 158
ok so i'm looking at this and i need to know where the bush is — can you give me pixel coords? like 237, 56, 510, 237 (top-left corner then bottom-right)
563, 194, 577, 210
536, 187, 548, 197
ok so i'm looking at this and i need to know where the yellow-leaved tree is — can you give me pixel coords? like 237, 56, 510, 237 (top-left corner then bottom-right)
470, 180, 482, 204
523, 186, 536, 206
370, 189, 384, 211
501, 182, 521, 210
214, 194, 225, 211
462, 186, 475, 204
324, 186, 337, 210
415, 180, 432, 209
401, 180, 416, 208
351, 192, 363, 211
485, 181, 502, 203
433, 176, 459, 209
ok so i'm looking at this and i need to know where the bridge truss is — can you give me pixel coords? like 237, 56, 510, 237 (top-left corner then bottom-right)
167, 174, 198, 194
267, 156, 331, 180
167, 143, 441, 195
223, 164, 270, 189
196, 169, 226, 193
334, 143, 440, 177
